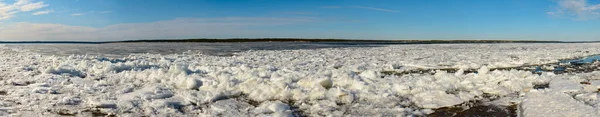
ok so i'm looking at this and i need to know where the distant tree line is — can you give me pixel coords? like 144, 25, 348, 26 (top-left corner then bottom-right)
115, 38, 565, 43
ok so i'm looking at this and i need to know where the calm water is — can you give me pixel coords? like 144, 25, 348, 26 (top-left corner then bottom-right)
561, 55, 600, 64
4, 42, 388, 57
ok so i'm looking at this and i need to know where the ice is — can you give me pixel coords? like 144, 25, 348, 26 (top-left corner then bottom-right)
520, 90, 599, 117
209, 99, 254, 116
574, 93, 598, 105
317, 78, 333, 89
550, 79, 583, 93
58, 96, 83, 105
88, 101, 117, 108
412, 90, 464, 108
478, 65, 490, 75
44, 66, 86, 77
176, 77, 202, 90
359, 70, 380, 79
255, 101, 292, 116
590, 80, 600, 88
3, 43, 600, 116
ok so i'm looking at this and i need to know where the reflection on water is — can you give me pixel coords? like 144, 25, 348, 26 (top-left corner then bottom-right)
4, 42, 387, 57
561, 55, 600, 65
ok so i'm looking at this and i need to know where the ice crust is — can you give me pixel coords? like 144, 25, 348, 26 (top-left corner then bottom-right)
2, 43, 600, 116
521, 90, 599, 117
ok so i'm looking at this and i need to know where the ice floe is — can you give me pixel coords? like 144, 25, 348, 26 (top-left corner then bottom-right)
2, 43, 600, 116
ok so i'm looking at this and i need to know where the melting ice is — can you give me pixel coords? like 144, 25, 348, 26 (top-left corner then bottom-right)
2, 43, 600, 116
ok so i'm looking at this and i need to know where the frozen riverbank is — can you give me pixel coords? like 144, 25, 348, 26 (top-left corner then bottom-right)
2, 43, 600, 116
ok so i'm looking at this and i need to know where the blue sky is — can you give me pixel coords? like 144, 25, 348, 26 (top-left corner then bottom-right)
0, 0, 599, 41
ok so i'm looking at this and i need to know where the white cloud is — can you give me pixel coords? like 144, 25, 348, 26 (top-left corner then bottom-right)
71, 13, 83, 16
0, 0, 49, 20
279, 11, 316, 15
31, 9, 51, 15
548, 0, 600, 20
349, 6, 400, 13
0, 17, 319, 41
14, 0, 29, 6
1, 2, 17, 20
99, 11, 112, 14
0, 11, 17, 20
321, 5, 399, 13
19, 1, 47, 11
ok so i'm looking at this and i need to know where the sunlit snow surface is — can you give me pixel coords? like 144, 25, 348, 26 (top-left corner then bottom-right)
2, 43, 600, 116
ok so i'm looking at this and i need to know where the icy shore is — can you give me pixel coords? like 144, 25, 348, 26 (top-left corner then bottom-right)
2, 43, 600, 116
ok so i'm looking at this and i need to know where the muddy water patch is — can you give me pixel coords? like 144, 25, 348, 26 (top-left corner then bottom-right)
430, 103, 517, 117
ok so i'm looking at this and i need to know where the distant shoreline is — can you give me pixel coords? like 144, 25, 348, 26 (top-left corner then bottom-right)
0, 38, 590, 44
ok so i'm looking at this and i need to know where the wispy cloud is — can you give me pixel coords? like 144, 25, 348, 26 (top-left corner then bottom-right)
1, 0, 50, 20
349, 6, 400, 13
548, 0, 600, 20
99, 11, 112, 14
0, 17, 320, 41
19, 1, 48, 11
0, 11, 18, 20
84, 10, 112, 14
71, 13, 83, 16
279, 11, 316, 15
321, 5, 399, 13
32, 10, 52, 15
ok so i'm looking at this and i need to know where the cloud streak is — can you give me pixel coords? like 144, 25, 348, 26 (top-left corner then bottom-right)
548, 0, 600, 20
0, 17, 319, 41
71, 13, 83, 16
321, 5, 399, 13
32, 10, 51, 15
278, 11, 316, 15
349, 6, 400, 13
19, 1, 48, 11
99, 11, 112, 14
0, 0, 49, 20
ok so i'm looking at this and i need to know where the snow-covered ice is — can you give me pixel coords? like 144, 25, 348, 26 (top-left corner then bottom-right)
520, 90, 598, 117
2, 43, 600, 116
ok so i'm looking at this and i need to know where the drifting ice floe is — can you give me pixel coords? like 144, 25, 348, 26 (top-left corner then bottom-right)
2, 43, 600, 116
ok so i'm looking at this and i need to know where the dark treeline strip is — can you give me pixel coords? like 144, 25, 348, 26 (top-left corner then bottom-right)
115, 38, 565, 43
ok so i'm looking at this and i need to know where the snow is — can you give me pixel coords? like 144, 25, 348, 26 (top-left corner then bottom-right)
520, 90, 599, 117
209, 99, 254, 116
3, 43, 600, 116
412, 90, 464, 109
549, 79, 582, 93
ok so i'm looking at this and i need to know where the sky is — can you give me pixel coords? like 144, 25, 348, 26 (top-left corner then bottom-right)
0, 0, 599, 41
